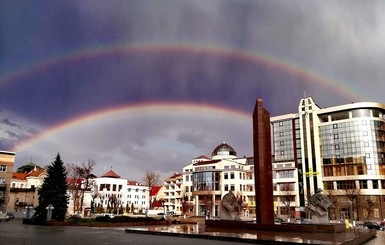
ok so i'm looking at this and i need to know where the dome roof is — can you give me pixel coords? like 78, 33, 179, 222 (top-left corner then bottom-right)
211, 142, 237, 159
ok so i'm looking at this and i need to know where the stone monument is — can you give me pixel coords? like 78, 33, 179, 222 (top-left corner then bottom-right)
219, 190, 241, 220
253, 99, 274, 224
307, 188, 333, 224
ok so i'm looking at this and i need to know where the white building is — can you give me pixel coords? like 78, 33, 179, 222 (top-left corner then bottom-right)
94, 170, 127, 213
182, 142, 254, 217
163, 173, 183, 215
126, 180, 149, 213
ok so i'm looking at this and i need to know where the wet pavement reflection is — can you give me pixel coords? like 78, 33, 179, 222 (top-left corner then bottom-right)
125, 223, 380, 245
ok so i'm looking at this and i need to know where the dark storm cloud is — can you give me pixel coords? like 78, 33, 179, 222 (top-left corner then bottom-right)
2, 0, 385, 178
2, 118, 22, 130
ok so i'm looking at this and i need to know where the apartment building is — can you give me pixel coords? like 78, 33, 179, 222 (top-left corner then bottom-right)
0, 151, 15, 213
9, 167, 46, 217
163, 173, 183, 215
126, 180, 149, 213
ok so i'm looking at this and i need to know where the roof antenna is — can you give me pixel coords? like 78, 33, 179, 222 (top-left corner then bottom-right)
304, 91, 307, 99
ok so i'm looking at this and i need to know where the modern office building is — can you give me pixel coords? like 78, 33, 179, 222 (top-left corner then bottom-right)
0, 151, 15, 213
271, 97, 385, 221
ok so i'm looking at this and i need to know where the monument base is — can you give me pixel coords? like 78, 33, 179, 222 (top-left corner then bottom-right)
205, 219, 346, 233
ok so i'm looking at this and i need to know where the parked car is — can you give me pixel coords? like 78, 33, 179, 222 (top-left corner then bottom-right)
99, 213, 114, 218
7, 212, 15, 219
363, 222, 384, 231
274, 217, 284, 223
0, 213, 10, 222
295, 217, 311, 224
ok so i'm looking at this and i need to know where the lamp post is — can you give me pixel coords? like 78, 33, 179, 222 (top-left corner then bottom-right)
348, 200, 353, 227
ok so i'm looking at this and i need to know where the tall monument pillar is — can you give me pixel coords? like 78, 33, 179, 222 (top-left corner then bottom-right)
253, 99, 274, 224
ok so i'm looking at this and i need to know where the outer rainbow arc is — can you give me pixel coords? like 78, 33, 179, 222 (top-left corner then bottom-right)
0, 42, 365, 101
12, 101, 251, 152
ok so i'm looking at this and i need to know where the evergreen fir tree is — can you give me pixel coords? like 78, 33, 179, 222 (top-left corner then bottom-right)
34, 153, 69, 222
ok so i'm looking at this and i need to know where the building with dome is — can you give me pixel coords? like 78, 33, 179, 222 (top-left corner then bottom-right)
182, 142, 255, 217
179, 97, 385, 223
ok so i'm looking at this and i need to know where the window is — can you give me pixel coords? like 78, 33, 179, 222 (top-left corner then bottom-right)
224, 173, 228, 179
224, 184, 229, 191
230, 184, 235, 191
280, 141, 284, 146
280, 132, 284, 136
230, 172, 234, 179
333, 124, 338, 129
372, 180, 378, 189
0, 165, 6, 172
337, 180, 355, 189
334, 134, 339, 139
359, 180, 368, 189
185, 175, 189, 182
324, 182, 333, 190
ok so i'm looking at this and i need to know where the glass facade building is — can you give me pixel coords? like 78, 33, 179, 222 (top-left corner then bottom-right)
271, 98, 385, 221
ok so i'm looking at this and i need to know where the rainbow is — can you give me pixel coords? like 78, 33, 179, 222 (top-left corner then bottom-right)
13, 101, 251, 152
4, 42, 367, 154
0, 42, 366, 101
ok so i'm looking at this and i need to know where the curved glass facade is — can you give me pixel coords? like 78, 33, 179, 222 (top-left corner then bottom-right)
192, 171, 220, 191
320, 118, 385, 175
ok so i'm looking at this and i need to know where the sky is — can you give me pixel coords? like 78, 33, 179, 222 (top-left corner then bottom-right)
1, 0, 384, 181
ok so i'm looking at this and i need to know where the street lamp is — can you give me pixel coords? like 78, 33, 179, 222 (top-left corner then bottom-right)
348, 200, 353, 227
25, 205, 33, 219
46, 204, 54, 221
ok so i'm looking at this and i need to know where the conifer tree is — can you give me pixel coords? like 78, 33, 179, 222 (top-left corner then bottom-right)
34, 153, 69, 222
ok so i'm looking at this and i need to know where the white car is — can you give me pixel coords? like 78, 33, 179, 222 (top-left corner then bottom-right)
99, 213, 114, 218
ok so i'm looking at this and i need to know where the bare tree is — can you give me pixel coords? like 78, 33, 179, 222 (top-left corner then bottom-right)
142, 171, 160, 208
344, 184, 361, 221
78, 160, 96, 211
280, 183, 294, 218
66, 160, 96, 214
366, 198, 374, 221
67, 163, 82, 213
324, 189, 339, 220
181, 193, 194, 215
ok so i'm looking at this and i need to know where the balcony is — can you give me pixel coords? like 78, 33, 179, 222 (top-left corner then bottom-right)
15, 201, 34, 206
10, 187, 36, 192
